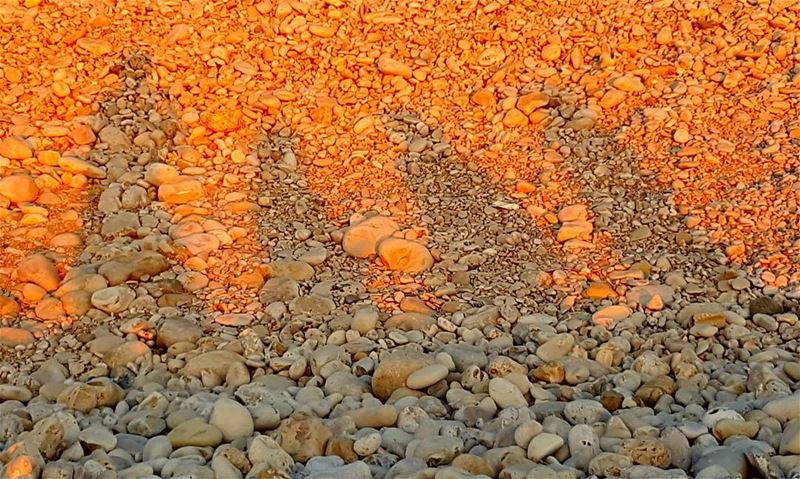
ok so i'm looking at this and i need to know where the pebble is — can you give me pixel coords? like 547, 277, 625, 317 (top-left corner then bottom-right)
569, 424, 601, 469
377, 238, 435, 273
372, 350, 435, 400
564, 399, 611, 425
58, 156, 106, 178
346, 405, 398, 428
0, 327, 33, 346
527, 433, 565, 461
584, 281, 616, 299
406, 364, 449, 390
377, 57, 413, 78
90, 286, 136, 314
342, 215, 399, 258
76, 37, 112, 55
592, 305, 631, 328
0, 385, 32, 402
763, 393, 800, 422
536, 333, 575, 361
182, 351, 246, 378
158, 180, 204, 204
351, 306, 379, 334
488, 377, 527, 408
780, 420, 800, 454
0, 136, 33, 159
209, 398, 254, 441
167, 419, 223, 448
622, 437, 672, 468
278, 413, 332, 463
0, 174, 38, 203
16, 254, 60, 291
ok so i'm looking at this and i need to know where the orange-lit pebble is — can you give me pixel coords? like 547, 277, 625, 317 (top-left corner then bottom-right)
52, 82, 71, 97
541, 44, 562, 61
3, 66, 22, 83
37, 150, 60, 166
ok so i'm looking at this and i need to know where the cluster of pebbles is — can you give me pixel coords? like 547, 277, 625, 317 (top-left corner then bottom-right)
0, 54, 798, 479
2, 0, 800, 476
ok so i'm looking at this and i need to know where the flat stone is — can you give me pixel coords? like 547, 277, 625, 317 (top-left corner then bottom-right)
34, 297, 65, 321
259, 277, 300, 303
442, 344, 488, 371
157, 318, 202, 347
384, 312, 435, 331
78, 426, 117, 451
626, 285, 675, 308
167, 418, 222, 448
589, 452, 634, 477
324, 371, 369, 397
57, 383, 99, 412
693, 447, 747, 478
175, 233, 220, 256
288, 294, 335, 316
533, 361, 565, 384
527, 433, 564, 461
345, 405, 398, 428
247, 435, 294, 474
557, 220, 593, 242
677, 303, 725, 328
780, 419, 800, 454
517, 92, 549, 115
182, 350, 246, 378
97, 125, 130, 147
711, 419, 758, 440
77, 37, 113, 56
50, 232, 83, 248
350, 306, 379, 334
306, 460, 371, 479
377, 57, 413, 78
0, 327, 33, 346
563, 399, 610, 425
749, 296, 783, 315
629, 226, 652, 242
0, 385, 32, 402
91, 286, 136, 314
569, 424, 601, 469
58, 156, 105, 178
635, 376, 675, 406
406, 364, 449, 390
214, 313, 254, 326
158, 180, 204, 204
